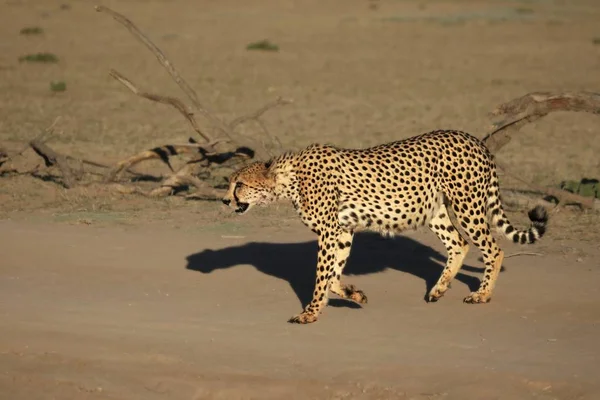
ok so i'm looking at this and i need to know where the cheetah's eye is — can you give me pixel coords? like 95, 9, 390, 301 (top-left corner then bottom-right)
235, 182, 244, 189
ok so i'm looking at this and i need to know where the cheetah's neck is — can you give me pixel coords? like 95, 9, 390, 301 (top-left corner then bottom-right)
270, 153, 300, 204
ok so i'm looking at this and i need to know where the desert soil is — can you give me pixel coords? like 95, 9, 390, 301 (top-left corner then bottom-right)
1, 0, 600, 399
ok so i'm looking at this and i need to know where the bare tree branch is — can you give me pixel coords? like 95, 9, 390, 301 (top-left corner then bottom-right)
97, 5, 289, 159
104, 144, 209, 182
95, 5, 236, 144
482, 91, 600, 209
2, 117, 79, 188
229, 96, 293, 129
29, 139, 77, 189
482, 91, 600, 153
0, 116, 62, 170
228, 96, 291, 156
95, 6, 203, 112
148, 158, 212, 198
3, 8, 291, 199
94, 5, 290, 196
109, 69, 216, 145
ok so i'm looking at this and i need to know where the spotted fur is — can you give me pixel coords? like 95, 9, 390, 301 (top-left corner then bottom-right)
223, 130, 548, 324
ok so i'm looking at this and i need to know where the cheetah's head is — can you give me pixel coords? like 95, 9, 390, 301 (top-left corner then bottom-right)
222, 161, 276, 215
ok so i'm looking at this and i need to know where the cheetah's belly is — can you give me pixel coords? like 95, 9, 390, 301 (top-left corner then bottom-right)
337, 190, 440, 235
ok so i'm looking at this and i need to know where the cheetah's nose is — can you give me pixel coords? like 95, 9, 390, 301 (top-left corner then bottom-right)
222, 199, 231, 206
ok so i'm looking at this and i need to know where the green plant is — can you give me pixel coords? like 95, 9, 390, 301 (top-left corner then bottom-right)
50, 81, 67, 92
514, 7, 534, 14
246, 39, 279, 52
19, 26, 44, 35
19, 52, 59, 63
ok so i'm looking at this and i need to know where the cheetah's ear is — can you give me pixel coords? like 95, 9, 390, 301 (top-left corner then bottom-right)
263, 160, 277, 177
261, 161, 277, 187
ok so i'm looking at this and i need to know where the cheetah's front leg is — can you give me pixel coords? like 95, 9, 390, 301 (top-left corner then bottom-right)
288, 232, 340, 324
329, 231, 368, 305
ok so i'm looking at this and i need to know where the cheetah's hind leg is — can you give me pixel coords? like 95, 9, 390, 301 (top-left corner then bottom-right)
454, 211, 504, 304
427, 204, 470, 302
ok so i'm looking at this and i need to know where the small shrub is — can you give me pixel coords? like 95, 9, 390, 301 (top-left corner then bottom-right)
592, 37, 600, 45
18, 52, 59, 63
50, 81, 67, 92
560, 178, 600, 199
20, 26, 44, 35
246, 39, 279, 52
514, 7, 534, 15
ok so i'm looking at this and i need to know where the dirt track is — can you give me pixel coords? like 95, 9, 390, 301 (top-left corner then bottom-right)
1, 219, 599, 399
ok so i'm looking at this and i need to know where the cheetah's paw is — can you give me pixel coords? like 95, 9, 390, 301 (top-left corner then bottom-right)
427, 286, 448, 302
288, 311, 319, 324
345, 284, 368, 304
463, 292, 491, 304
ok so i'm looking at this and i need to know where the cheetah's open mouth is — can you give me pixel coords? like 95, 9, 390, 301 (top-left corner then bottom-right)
235, 202, 249, 214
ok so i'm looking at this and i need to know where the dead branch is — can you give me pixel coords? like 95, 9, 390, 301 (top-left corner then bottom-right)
95, 5, 235, 144
141, 144, 254, 198
109, 69, 215, 145
0, 117, 61, 170
229, 97, 291, 156
110, 183, 150, 196
97, 5, 290, 155
104, 139, 253, 185
482, 91, 600, 210
104, 144, 208, 182
95, 6, 203, 114
95, 5, 291, 197
29, 139, 77, 188
482, 91, 600, 153
3, 8, 289, 199
148, 158, 212, 197
67, 155, 136, 172
1, 116, 80, 188
229, 97, 293, 129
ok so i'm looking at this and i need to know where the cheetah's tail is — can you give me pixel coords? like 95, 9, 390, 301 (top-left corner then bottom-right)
489, 200, 548, 245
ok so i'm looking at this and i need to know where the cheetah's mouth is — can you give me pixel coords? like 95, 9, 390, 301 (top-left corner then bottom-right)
235, 202, 249, 214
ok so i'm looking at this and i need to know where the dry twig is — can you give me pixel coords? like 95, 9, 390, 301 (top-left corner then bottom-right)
229, 96, 291, 155
505, 252, 544, 259
229, 97, 293, 129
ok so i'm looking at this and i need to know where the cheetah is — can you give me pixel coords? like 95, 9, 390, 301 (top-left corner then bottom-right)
222, 130, 548, 324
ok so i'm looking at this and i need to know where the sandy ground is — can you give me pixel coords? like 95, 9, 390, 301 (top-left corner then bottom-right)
1, 218, 599, 399
1, 0, 600, 398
